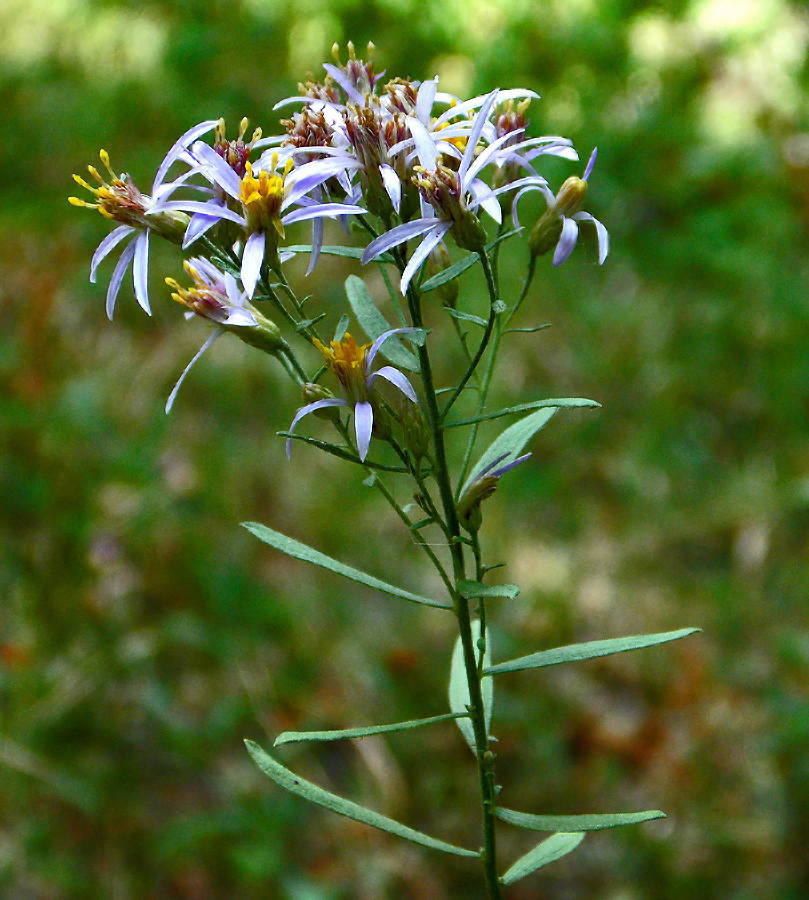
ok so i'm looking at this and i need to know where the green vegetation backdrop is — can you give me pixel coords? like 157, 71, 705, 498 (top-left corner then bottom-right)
2, 0, 808, 897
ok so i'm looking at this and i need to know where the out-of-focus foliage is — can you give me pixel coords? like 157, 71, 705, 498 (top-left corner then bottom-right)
2, 0, 809, 898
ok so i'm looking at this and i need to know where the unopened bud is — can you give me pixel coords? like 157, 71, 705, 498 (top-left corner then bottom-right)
426, 244, 459, 309
554, 175, 588, 217
399, 399, 430, 464
457, 475, 499, 533
528, 212, 564, 259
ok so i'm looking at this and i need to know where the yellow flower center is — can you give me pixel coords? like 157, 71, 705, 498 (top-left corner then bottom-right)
68, 150, 149, 225
239, 155, 293, 236
313, 333, 370, 395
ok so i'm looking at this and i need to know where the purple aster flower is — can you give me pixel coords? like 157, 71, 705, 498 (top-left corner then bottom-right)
286, 328, 419, 461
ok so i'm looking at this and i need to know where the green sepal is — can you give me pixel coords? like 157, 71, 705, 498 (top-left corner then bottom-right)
458, 580, 520, 601
446, 398, 600, 429
344, 275, 420, 372
496, 807, 666, 832
245, 740, 478, 857
284, 244, 395, 264
445, 308, 488, 328
500, 832, 584, 885
420, 229, 522, 292
278, 432, 409, 473
274, 712, 469, 746
449, 619, 493, 752
484, 628, 701, 676
242, 522, 452, 610
460, 407, 558, 495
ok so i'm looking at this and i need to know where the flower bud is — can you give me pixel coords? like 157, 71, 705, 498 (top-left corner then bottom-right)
399, 399, 430, 465
457, 475, 499, 533
426, 244, 459, 309
554, 175, 588, 217
528, 213, 564, 259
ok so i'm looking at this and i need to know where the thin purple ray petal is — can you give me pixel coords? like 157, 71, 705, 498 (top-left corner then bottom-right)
241, 231, 266, 298
90, 225, 134, 283
459, 88, 500, 181
354, 400, 374, 461
582, 147, 598, 182
281, 203, 365, 225
105, 236, 137, 320
366, 327, 421, 370
553, 216, 579, 267
183, 211, 220, 248
361, 217, 441, 265
166, 331, 221, 414
286, 398, 348, 459
153, 119, 218, 192
306, 214, 324, 276
399, 221, 451, 295
149, 199, 245, 226
572, 211, 609, 264
367, 366, 417, 402
415, 77, 439, 122
322, 63, 364, 105
406, 116, 439, 171
190, 141, 242, 199
380, 165, 402, 213
132, 231, 151, 315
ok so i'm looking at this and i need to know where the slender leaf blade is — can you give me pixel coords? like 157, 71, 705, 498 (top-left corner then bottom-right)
344, 275, 420, 371
449, 619, 492, 752
501, 832, 585, 885
278, 432, 409, 473
496, 807, 666, 832
458, 580, 520, 601
284, 244, 395, 263
446, 398, 600, 429
444, 308, 488, 328
484, 628, 701, 676
274, 712, 468, 746
242, 522, 451, 610
461, 407, 558, 495
245, 740, 478, 857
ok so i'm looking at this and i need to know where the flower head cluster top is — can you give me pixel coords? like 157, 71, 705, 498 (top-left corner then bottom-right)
71, 41, 608, 467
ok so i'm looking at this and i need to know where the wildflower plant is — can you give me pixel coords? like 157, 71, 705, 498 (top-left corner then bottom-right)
71, 42, 697, 897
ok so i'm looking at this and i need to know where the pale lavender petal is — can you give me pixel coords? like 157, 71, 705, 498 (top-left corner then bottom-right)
192, 257, 226, 286
105, 237, 136, 320
553, 216, 579, 267
354, 400, 374, 461
149, 199, 245, 227
153, 119, 218, 192
165, 331, 221, 414
283, 158, 360, 207
90, 225, 134, 283
224, 308, 258, 327
582, 147, 598, 182
286, 398, 348, 460
306, 215, 324, 276
467, 180, 502, 223
281, 203, 365, 225
132, 231, 151, 315
464, 128, 526, 184
183, 211, 220, 248
477, 452, 511, 479
367, 366, 417, 402
572, 211, 609, 264
153, 167, 210, 203
251, 134, 286, 149
524, 144, 579, 163
361, 217, 441, 265
406, 116, 438, 171
415, 77, 439, 122
322, 63, 364, 104
190, 141, 242, 199
241, 231, 265, 298
459, 88, 500, 181
399, 221, 451, 296
366, 327, 421, 369
223, 271, 241, 305
380, 165, 402, 213
511, 183, 549, 229
490, 452, 532, 479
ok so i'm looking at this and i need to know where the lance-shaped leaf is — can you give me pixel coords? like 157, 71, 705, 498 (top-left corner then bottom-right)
243, 522, 451, 610
284, 244, 395, 263
500, 832, 584, 885
460, 407, 558, 496
421, 229, 521, 292
484, 628, 700, 677
449, 619, 492, 752
275, 712, 468, 746
278, 432, 410, 473
458, 580, 520, 601
444, 308, 488, 328
344, 275, 420, 372
496, 807, 666, 832
446, 398, 600, 429
245, 740, 479, 857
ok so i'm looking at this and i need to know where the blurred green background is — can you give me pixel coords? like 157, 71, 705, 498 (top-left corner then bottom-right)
2, 0, 809, 897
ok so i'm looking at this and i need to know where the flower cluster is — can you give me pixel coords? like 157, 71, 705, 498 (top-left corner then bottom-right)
71, 41, 608, 462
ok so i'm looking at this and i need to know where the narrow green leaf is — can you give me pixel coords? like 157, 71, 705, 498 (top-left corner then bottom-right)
484, 628, 701, 676
504, 324, 551, 334
344, 275, 420, 372
274, 712, 468, 746
243, 522, 452, 610
245, 741, 478, 857
447, 398, 600, 429
295, 314, 326, 332
461, 407, 558, 495
458, 580, 520, 601
496, 807, 666, 832
421, 229, 522, 292
284, 244, 395, 263
278, 432, 409, 473
333, 314, 350, 342
500, 832, 584, 885
444, 308, 488, 328
449, 620, 492, 752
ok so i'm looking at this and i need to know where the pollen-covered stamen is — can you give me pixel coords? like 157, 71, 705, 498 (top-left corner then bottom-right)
313, 333, 370, 399
238, 155, 293, 236
382, 77, 419, 116
282, 107, 334, 149
69, 150, 149, 226
166, 263, 229, 322
332, 40, 377, 98
213, 117, 262, 178
413, 163, 466, 221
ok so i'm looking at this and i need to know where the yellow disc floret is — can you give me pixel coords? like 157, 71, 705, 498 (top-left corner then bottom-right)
239, 154, 294, 236
313, 333, 370, 396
